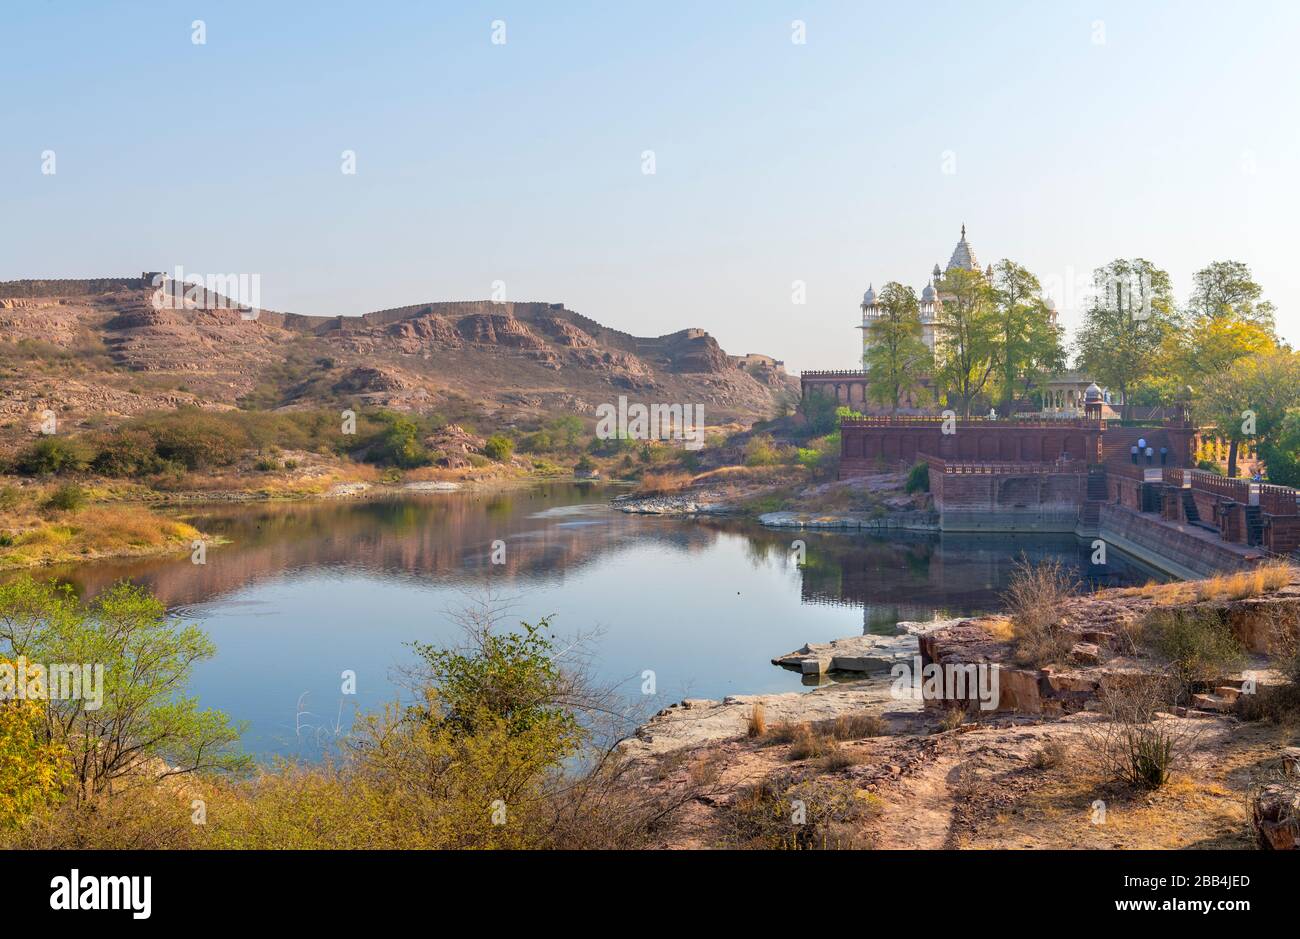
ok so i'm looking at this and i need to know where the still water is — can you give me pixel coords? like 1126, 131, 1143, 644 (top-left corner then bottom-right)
43, 483, 1163, 758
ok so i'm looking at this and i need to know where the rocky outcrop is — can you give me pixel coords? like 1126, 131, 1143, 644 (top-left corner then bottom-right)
333, 366, 409, 394
619, 680, 926, 759
771, 626, 943, 676
1251, 752, 1300, 849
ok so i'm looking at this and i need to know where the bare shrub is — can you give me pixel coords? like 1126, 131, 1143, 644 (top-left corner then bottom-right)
722, 772, 879, 849
786, 723, 829, 761
1003, 556, 1080, 667
1084, 679, 1201, 791
1030, 739, 1068, 770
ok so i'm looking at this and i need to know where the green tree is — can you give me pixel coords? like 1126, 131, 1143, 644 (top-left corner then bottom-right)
0, 576, 248, 800
1074, 258, 1176, 421
1195, 349, 1300, 478
989, 260, 1065, 412
933, 267, 999, 418
863, 282, 932, 415
1156, 260, 1277, 397
1263, 407, 1300, 487
799, 388, 840, 436
1186, 260, 1276, 329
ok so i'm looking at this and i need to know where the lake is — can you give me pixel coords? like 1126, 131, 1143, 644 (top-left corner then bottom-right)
39, 482, 1165, 758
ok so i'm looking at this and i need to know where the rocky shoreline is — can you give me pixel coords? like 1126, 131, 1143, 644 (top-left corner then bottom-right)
622, 574, 1300, 849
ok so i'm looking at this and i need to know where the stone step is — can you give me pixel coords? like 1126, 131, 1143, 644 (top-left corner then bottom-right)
1190, 692, 1235, 713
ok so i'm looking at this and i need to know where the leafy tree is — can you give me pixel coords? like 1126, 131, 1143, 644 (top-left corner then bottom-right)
863, 282, 932, 415
1074, 258, 1176, 421
1186, 260, 1276, 329
0, 576, 248, 800
1195, 349, 1300, 478
798, 388, 840, 435
933, 267, 999, 418
1263, 408, 1300, 487
1155, 260, 1277, 396
371, 413, 429, 468
989, 260, 1065, 411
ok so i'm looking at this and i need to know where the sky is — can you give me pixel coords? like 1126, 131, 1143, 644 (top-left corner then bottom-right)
2, 0, 1297, 374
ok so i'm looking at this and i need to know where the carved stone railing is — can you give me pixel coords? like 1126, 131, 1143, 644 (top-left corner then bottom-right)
923, 455, 1087, 475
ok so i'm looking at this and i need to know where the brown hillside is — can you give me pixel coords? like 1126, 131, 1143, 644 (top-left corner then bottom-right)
0, 279, 795, 444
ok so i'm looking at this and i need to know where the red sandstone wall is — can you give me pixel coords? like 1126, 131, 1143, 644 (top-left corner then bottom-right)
840, 422, 1101, 477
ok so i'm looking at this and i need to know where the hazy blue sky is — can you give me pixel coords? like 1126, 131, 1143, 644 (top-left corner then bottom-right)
3, 1, 1297, 372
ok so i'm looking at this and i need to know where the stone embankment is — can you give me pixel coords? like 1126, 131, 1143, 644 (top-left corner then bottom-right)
758, 510, 938, 531
770, 620, 954, 675
611, 494, 732, 516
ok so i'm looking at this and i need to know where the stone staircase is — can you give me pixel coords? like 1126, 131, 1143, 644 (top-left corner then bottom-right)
1077, 470, 1107, 532
1245, 504, 1265, 546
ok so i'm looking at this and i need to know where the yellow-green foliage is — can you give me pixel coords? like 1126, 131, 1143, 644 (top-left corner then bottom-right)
212, 698, 569, 848
0, 502, 198, 569
0, 691, 70, 829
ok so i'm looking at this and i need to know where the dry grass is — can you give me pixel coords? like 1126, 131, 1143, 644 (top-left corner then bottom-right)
814, 741, 863, 772
758, 721, 800, 746
936, 708, 967, 732
722, 773, 880, 849
690, 464, 791, 485
815, 713, 887, 740
1031, 739, 1069, 770
633, 471, 695, 496
1195, 561, 1295, 602
747, 703, 766, 738
0, 502, 200, 569
1003, 557, 1081, 667
787, 723, 830, 761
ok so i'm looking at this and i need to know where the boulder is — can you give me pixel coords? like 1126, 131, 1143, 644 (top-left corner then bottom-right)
1251, 781, 1300, 850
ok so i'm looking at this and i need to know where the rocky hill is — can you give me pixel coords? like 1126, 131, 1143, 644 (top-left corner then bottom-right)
0, 278, 795, 440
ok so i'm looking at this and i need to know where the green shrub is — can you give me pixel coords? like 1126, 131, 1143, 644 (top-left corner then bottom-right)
42, 484, 87, 512
905, 460, 930, 493
368, 413, 430, 468
483, 435, 514, 462
0, 486, 23, 512
89, 429, 162, 477
16, 437, 91, 476
743, 434, 780, 467
1142, 608, 1244, 701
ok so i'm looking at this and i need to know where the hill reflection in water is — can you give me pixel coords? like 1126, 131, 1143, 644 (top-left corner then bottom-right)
24, 483, 1164, 759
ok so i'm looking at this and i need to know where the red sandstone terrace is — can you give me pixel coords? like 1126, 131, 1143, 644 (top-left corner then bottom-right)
821, 404, 1299, 578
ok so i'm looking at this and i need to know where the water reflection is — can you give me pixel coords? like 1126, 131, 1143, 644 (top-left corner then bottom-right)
15, 483, 1165, 758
